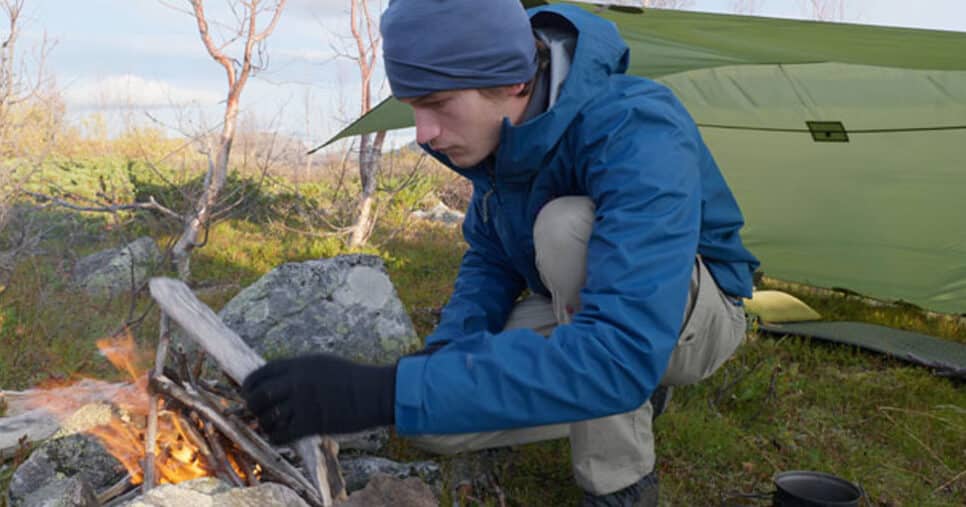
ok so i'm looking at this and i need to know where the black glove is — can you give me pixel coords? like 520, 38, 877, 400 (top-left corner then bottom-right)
241, 353, 396, 444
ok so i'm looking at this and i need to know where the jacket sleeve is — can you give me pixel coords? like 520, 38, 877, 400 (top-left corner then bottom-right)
423, 185, 527, 348
396, 91, 701, 435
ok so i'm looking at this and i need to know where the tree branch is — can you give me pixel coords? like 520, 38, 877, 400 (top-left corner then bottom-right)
26, 191, 183, 220
191, 0, 237, 86
254, 0, 286, 42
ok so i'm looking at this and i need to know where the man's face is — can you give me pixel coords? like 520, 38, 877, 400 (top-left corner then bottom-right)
401, 87, 525, 168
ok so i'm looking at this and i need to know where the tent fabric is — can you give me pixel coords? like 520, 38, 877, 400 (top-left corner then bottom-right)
759, 321, 966, 379
658, 63, 966, 314
316, 2, 966, 314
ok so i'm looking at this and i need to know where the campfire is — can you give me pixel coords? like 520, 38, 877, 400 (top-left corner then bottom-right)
4, 278, 346, 506
86, 333, 254, 487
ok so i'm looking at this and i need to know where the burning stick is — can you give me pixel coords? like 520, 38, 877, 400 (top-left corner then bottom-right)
201, 416, 245, 487
148, 277, 346, 505
149, 375, 326, 505
143, 312, 170, 491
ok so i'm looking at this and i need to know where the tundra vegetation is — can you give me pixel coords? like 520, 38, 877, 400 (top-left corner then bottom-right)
1, 127, 964, 507
0, 1, 964, 506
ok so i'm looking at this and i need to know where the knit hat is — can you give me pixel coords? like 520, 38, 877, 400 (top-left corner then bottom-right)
380, 0, 538, 98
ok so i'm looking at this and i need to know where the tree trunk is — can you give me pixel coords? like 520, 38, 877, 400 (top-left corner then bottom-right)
171, 93, 239, 279
348, 130, 386, 248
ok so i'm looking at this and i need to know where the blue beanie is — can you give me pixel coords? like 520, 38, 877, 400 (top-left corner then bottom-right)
380, 0, 538, 98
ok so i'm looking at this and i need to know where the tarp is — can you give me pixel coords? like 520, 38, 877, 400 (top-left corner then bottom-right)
317, 2, 966, 314
759, 321, 966, 379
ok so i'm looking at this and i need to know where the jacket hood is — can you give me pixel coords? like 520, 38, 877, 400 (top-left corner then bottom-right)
430, 4, 631, 182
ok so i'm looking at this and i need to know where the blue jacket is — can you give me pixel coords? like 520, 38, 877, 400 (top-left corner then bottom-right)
394, 5, 759, 435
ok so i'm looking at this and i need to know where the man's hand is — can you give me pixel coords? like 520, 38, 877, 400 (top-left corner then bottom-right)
241, 353, 396, 444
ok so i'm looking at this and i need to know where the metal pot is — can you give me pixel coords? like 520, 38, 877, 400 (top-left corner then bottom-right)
773, 470, 864, 507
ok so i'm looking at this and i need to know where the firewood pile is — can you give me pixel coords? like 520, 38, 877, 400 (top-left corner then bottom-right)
126, 277, 348, 507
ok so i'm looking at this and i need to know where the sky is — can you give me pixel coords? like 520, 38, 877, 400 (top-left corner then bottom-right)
14, 0, 966, 154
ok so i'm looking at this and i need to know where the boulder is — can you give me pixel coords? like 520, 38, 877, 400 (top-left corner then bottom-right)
340, 456, 441, 494
412, 202, 464, 225
8, 434, 126, 507
212, 254, 418, 452
0, 410, 60, 461
121, 478, 308, 507
72, 237, 160, 296
18, 476, 98, 507
218, 254, 418, 364
337, 474, 437, 507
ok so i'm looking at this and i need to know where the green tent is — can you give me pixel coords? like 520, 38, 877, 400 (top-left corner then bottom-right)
319, 2, 966, 315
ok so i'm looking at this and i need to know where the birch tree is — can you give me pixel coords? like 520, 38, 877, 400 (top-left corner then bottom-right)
343, 0, 385, 248
731, 0, 766, 15
0, 0, 55, 278
799, 0, 848, 21
169, 0, 287, 279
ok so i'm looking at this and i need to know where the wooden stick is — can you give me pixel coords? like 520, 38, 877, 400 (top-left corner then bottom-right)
95, 473, 134, 505
238, 452, 260, 487
150, 375, 325, 506
143, 312, 171, 492
181, 412, 214, 461
202, 417, 246, 488
149, 277, 343, 504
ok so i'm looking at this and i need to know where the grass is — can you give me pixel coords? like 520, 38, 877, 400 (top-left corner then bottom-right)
1, 164, 964, 506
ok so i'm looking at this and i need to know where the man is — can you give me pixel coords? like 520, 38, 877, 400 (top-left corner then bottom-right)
242, 1, 759, 505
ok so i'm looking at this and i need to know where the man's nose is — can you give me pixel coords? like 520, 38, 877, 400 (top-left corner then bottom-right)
414, 110, 440, 145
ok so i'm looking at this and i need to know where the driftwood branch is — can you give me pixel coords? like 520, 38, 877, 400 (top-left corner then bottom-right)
148, 277, 345, 504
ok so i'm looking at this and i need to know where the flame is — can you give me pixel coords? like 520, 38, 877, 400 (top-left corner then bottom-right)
7, 331, 249, 486
96, 333, 145, 383
86, 406, 213, 485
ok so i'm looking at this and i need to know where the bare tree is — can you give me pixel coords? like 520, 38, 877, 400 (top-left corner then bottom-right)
168, 0, 287, 279
343, 0, 385, 248
604, 0, 693, 8
0, 0, 55, 280
799, 0, 847, 21
0, 0, 54, 155
731, 0, 766, 15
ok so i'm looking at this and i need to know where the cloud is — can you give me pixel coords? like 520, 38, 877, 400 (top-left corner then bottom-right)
64, 74, 223, 109
275, 48, 340, 63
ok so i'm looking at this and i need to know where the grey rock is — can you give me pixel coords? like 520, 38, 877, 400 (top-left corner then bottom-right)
121, 478, 230, 507
330, 429, 389, 454
0, 410, 60, 461
337, 474, 437, 507
52, 403, 114, 438
122, 478, 308, 507
340, 456, 441, 494
20, 476, 98, 507
212, 482, 310, 507
218, 254, 418, 364
211, 254, 419, 451
9, 434, 127, 507
72, 237, 160, 296
412, 202, 464, 225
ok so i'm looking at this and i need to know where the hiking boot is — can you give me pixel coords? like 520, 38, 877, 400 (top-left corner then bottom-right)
580, 470, 659, 507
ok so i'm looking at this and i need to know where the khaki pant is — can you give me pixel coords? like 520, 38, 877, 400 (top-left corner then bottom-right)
408, 197, 746, 495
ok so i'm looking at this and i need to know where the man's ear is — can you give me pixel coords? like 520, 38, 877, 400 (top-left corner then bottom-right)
506, 83, 527, 97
